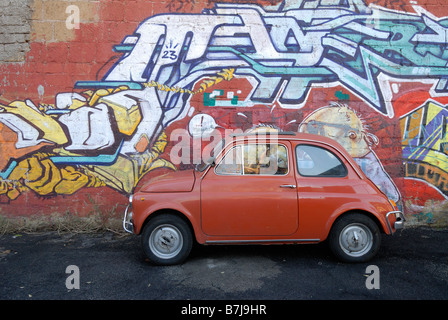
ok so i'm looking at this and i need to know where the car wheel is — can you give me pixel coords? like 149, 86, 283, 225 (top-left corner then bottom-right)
141, 214, 193, 266
328, 213, 381, 263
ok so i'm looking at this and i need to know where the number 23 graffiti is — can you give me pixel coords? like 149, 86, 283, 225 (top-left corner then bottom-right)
162, 50, 178, 60
162, 43, 179, 60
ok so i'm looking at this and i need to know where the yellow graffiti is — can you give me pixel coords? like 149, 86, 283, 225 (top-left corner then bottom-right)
144, 68, 235, 95
87, 86, 130, 106
1, 101, 68, 145
401, 101, 448, 173
82, 131, 175, 194
407, 102, 446, 164
0, 179, 27, 200
137, 130, 176, 178
0, 129, 175, 199
0, 152, 105, 200
106, 103, 142, 136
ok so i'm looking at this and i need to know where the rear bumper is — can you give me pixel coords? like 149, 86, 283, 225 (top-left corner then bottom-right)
386, 211, 405, 234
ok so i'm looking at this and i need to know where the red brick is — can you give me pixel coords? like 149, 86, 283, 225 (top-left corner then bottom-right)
109, 23, 135, 44
26, 61, 45, 74
124, 1, 154, 23
95, 42, 116, 64
42, 43, 69, 63
68, 43, 97, 63
26, 42, 45, 62
92, 21, 126, 44
64, 62, 93, 77
75, 23, 100, 44
44, 62, 66, 74
100, 1, 125, 21
43, 73, 73, 88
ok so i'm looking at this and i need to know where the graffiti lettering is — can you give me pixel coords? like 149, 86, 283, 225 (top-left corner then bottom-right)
91, 1, 448, 117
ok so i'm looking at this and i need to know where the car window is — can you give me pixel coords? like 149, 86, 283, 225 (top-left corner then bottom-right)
215, 145, 243, 175
296, 145, 347, 177
215, 144, 288, 175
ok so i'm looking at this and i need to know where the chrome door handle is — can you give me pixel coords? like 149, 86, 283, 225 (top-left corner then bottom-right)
280, 184, 296, 188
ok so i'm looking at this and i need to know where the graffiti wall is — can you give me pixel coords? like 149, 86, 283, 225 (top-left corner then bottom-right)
1, 0, 448, 224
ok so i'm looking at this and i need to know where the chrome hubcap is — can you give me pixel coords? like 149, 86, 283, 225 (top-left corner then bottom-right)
149, 224, 183, 259
339, 223, 373, 257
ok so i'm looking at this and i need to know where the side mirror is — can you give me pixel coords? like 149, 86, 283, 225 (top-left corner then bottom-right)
195, 157, 215, 172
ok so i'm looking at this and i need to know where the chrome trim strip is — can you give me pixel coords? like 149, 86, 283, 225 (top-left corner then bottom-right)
200, 164, 212, 180
205, 238, 320, 244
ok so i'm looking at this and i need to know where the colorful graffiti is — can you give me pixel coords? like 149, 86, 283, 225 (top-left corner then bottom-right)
401, 100, 448, 200
0, 69, 235, 199
2, 0, 448, 220
96, 0, 448, 117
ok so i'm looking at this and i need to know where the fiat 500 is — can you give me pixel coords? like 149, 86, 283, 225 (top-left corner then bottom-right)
123, 132, 404, 265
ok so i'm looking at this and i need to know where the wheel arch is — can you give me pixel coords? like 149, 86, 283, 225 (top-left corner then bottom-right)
140, 209, 200, 243
326, 209, 387, 240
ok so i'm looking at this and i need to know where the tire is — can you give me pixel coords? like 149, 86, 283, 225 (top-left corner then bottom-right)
141, 214, 193, 266
328, 213, 381, 263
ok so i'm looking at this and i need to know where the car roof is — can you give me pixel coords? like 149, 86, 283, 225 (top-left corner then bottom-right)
229, 131, 343, 147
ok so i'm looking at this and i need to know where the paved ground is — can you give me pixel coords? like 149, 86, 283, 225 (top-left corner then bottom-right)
0, 226, 447, 305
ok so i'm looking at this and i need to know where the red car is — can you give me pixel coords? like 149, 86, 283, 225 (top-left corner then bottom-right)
123, 132, 404, 265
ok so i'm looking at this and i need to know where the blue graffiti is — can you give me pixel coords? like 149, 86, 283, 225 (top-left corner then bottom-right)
75, 0, 448, 117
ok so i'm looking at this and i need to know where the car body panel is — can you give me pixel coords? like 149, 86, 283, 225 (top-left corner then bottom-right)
201, 141, 298, 237
140, 169, 196, 193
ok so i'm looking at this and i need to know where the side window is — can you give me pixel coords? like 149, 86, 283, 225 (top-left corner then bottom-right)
296, 145, 347, 177
215, 144, 288, 175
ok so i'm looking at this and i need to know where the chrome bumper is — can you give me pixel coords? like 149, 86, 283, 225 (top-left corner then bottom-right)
386, 211, 405, 234
123, 204, 134, 233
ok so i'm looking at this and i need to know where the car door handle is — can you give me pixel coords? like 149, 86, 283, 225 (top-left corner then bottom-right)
280, 184, 296, 188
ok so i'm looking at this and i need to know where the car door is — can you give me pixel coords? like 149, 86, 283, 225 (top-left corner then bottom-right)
294, 143, 358, 237
200, 141, 299, 236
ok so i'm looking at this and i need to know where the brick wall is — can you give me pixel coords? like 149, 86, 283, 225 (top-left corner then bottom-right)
1, 0, 448, 226
0, 0, 32, 62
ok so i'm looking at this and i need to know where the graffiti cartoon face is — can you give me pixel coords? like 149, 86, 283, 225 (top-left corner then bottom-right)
298, 103, 400, 202
299, 103, 378, 158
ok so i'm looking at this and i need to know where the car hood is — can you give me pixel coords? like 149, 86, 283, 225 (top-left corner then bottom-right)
140, 169, 196, 193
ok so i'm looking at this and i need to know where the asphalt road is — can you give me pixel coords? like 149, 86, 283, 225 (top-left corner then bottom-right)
1, 226, 447, 305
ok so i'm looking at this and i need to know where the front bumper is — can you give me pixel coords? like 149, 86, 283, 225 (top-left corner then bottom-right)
386, 211, 405, 234
123, 204, 134, 233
